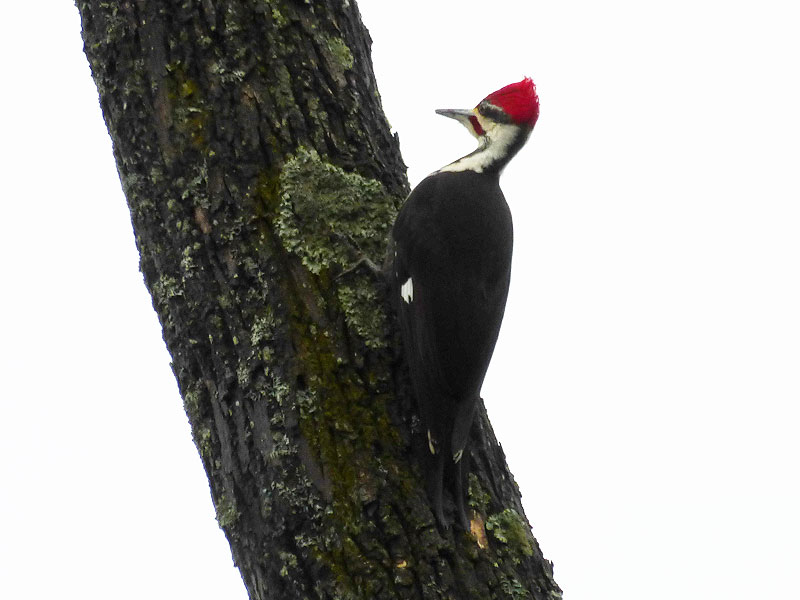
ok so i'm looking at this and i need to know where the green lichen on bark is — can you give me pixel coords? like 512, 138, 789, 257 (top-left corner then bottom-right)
164, 60, 212, 154
275, 147, 395, 275
324, 35, 354, 70
468, 472, 493, 513
270, 7, 289, 29
276, 148, 397, 349
321, 34, 354, 88
336, 280, 387, 349
215, 493, 241, 528
486, 508, 535, 558
497, 574, 533, 600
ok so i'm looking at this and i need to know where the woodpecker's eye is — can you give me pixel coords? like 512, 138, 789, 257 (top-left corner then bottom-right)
477, 101, 513, 125
469, 115, 485, 136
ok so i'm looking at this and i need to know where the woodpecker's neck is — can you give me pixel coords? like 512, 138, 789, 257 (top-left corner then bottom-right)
438, 123, 530, 175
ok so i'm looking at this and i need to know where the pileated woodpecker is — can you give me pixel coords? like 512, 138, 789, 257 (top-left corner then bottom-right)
391, 78, 539, 528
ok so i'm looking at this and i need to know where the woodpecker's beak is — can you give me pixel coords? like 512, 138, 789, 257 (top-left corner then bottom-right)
436, 108, 484, 138
435, 108, 474, 122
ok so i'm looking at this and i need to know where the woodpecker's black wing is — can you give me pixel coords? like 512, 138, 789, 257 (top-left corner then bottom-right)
392, 176, 449, 456
391, 170, 513, 461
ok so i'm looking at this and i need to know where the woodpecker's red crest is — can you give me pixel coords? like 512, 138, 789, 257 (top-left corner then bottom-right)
480, 77, 539, 128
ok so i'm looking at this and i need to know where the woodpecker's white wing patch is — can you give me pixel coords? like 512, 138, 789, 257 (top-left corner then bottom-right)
401, 277, 414, 303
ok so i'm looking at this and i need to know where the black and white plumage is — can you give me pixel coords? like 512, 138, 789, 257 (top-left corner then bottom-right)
390, 78, 539, 528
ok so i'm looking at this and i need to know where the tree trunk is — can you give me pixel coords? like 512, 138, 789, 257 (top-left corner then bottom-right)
76, 1, 561, 598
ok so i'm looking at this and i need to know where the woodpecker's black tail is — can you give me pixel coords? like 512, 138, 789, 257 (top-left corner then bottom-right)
450, 395, 479, 530
424, 395, 480, 530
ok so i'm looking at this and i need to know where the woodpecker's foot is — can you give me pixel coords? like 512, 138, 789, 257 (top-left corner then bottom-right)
335, 255, 386, 281
330, 231, 387, 281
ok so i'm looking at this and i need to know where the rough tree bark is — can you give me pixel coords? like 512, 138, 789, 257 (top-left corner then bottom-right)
77, 1, 561, 598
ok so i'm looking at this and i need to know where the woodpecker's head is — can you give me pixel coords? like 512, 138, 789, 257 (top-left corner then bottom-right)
436, 77, 539, 173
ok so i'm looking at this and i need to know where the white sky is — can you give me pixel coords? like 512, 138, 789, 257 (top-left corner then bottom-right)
1, 1, 798, 599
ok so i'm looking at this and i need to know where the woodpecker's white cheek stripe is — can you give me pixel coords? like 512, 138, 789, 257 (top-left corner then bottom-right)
439, 122, 520, 174
401, 277, 414, 303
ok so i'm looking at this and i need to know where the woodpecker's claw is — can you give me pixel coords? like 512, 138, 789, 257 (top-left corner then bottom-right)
427, 430, 438, 454
330, 231, 388, 281
335, 255, 386, 281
